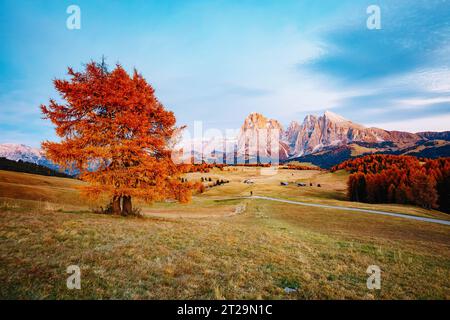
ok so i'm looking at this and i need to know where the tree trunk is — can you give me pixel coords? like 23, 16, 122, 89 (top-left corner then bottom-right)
112, 195, 121, 215
122, 196, 132, 216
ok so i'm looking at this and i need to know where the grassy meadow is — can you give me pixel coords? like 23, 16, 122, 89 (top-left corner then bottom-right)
0, 168, 449, 299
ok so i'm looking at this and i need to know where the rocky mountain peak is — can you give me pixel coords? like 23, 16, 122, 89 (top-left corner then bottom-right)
322, 110, 349, 123
284, 121, 302, 148
242, 112, 283, 131
0, 143, 44, 161
302, 114, 317, 124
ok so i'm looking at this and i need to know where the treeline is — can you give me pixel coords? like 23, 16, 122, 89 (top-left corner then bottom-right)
0, 157, 72, 178
179, 163, 226, 173
179, 162, 275, 173
332, 155, 450, 213
281, 164, 322, 171
233, 163, 272, 168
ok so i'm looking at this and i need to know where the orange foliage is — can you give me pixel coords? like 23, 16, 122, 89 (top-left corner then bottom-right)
41, 61, 194, 215
334, 155, 449, 212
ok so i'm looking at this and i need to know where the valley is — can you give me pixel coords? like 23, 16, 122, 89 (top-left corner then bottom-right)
1, 167, 449, 299
1, 0, 449, 305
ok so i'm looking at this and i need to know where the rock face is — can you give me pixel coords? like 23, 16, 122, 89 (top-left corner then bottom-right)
283, 120, 301, 150
286, 111, 421, 157
233, 110, 449, 165
169, 110, 448, 165
237, 112, 289, 161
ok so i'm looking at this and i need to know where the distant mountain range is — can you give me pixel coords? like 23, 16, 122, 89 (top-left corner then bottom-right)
0, 157, 71, 178
175, 111, 450, 168
1, 111, 449, 170
279, 111, 450, 167
0, 143, 59, 170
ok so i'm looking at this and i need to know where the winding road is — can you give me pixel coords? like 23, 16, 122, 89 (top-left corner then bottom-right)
248, 195, 450, 226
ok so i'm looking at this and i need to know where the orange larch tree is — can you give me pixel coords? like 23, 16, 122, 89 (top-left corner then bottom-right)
335, 154, 449, 212
41, 60, 194, 215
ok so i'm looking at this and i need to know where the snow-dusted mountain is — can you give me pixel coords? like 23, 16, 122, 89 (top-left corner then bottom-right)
173, 136, 238, 164
0, 143, 43, 162
0, 143, 58, 170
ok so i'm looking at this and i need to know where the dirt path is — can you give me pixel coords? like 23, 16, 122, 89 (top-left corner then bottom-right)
250, 196, 450, 226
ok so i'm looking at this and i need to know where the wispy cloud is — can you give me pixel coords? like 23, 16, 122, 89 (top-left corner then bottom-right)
304, 0, 450, 82
0, 0, 449, 146
368, 113, 450, 133
293, 0, 450, 128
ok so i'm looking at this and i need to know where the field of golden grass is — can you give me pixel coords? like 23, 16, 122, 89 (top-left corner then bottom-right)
0, 168, 449, 299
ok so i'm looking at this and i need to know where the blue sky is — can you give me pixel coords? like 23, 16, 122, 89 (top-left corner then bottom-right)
1, 0, 450, 147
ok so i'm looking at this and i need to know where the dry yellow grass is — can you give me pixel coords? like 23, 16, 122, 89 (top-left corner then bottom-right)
0, 168, 449, 299
350, 144, 378, 157
0, 170, 85, 206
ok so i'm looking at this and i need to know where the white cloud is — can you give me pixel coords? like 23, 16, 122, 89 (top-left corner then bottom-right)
395, 67, 450, 93
368, 113, 450, 133
395, 97, 450, 108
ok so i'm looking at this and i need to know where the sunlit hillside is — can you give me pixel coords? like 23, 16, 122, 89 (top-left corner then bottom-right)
1, 168, 449, 299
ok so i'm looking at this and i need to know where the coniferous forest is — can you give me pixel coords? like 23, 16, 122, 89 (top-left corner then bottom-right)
332, 155, 450, 213
0, 157, 72, 178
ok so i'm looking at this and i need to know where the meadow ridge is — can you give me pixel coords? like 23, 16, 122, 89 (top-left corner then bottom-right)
2, 0, 450, 306
0, 167, 449, 299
